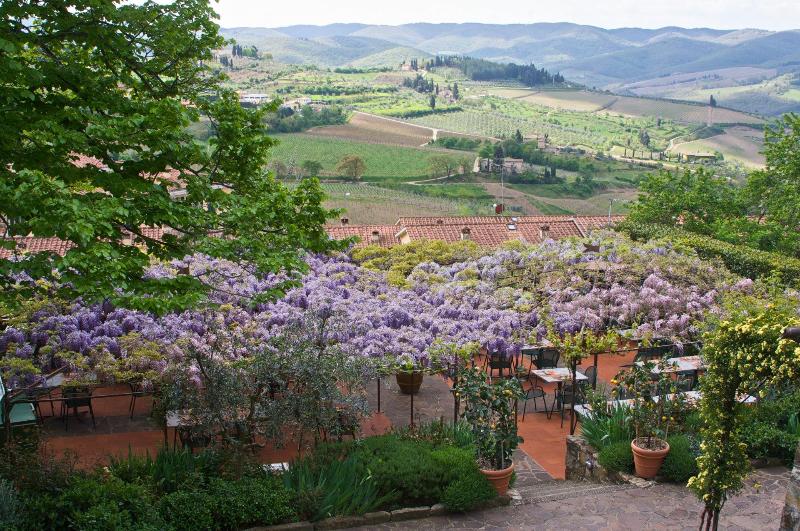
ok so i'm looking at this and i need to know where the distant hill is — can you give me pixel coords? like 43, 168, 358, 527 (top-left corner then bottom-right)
221, 23, 800, 115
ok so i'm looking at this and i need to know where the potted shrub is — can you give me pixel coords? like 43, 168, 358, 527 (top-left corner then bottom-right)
455, 367, 524, 495
616, 360, 678, 479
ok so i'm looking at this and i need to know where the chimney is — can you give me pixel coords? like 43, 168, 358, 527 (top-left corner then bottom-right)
371, 230, 380, 244
436, 219, 444, 225
540, 224, 550, 240
340, 217, 349, 226
461, 227, 471, 240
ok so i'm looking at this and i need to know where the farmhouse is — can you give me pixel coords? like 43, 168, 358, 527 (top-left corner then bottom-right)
478, 157, 527, 174
685, 152, 718, 164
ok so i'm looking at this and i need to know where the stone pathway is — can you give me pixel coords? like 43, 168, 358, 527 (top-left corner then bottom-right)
352, 467, 789, 530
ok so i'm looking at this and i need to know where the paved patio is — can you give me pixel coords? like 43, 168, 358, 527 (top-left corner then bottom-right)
354, 466, 790, 530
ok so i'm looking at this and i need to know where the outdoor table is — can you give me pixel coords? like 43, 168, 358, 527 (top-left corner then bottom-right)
531, 368, 588, 420
574, 390, 755, 420
639, 355, 706, 388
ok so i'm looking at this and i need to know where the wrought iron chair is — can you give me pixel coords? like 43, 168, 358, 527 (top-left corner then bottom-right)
535, 348, 560, 370
61, 386, 95, 431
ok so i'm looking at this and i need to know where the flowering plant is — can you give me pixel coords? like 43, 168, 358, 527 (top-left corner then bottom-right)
455, 367, 524, 470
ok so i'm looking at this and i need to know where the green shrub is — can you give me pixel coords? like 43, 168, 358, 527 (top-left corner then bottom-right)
207, 476, 295, 528
352, 435, 448, 506
0, 479, 21, 530
395, 419, 476, 449
159, 490, 215, 531
71, 500, 135, 530
108, 447, 220, 494
741, 421, 799, 465
282, 454, 388, 521
619, 222, 800, 285
598, 442, 633, 473
441, 472, 496, 512
661, 435, 698, 483
580, 405, 633, 450
54, 475, 164, 530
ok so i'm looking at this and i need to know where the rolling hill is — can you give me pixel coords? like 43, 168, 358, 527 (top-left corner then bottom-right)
222, 23, 800, 115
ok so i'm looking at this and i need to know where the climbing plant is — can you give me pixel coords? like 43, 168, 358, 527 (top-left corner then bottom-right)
688, 299, 800, 530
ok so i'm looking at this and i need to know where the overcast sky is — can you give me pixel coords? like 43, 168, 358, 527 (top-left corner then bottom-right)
214, 0, 800, 31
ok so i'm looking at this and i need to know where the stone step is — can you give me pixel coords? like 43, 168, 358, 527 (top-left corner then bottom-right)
514, 480, 637, 505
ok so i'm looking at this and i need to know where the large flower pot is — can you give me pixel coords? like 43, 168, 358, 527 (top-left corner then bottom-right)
395, 371, 423, 395
481, 463, 515, 496
631, 438, 670, 479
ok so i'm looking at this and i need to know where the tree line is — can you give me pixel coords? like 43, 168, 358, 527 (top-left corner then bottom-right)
424, 55, 566, 86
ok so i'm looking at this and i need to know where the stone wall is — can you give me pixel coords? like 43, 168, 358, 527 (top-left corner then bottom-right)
565, 435, 611, 482
780, 444, 800, 531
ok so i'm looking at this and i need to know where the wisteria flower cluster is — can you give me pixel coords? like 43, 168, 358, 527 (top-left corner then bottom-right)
0, 232, 754, 389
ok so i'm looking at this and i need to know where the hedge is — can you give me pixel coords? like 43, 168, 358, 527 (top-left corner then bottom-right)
618, 221, 800, 285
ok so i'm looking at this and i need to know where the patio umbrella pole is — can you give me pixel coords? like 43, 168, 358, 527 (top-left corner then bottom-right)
377, 377, 381, 413
570, 361, 577, 435
410, 389, 414, 427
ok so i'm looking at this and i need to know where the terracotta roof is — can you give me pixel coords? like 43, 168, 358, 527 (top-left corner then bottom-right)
326, 225, 399, 249
572, 215, 625, 236
0, 237, 74, 259
396, 219, 583, 247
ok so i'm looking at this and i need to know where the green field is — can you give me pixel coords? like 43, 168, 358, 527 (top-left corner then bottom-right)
270, 134, 469, 182
307, 183, 488, 224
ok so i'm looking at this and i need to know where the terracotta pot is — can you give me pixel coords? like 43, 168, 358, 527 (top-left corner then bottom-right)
395, 371, 423, 395
481, 463, 515, 496
631, 438, 670, 479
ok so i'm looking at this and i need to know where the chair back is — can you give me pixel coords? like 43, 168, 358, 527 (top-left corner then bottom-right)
635, 343, 673, 363
63, 386, 93, 408
582, 365, 597, 387
488, 351, 512, 370
536, 348, 560, 369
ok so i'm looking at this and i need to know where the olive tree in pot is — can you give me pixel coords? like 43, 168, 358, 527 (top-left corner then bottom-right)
455, 366, 524, 495
616, 360, 679, 478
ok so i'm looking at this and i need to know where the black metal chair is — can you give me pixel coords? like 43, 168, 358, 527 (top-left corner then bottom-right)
487, 351, 513, 379
61, 386, 95, 431
535, 348, 560, 370
521, 383, 547, 420
555, 381, 587, 428
580, 365, 597, 388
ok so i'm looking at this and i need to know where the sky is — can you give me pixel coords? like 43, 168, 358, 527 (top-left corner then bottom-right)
214, 0, 800, 31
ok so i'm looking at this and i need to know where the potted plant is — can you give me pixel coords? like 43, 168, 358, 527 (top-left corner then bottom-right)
455, 367, 524, 495
616, 360, 677, 478
394, 353, 424, 395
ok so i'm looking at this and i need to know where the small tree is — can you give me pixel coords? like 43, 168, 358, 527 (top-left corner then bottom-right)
301, 160, 323, 178
335, 155, 366, 181
428, 155, 457, 177
514, 129, 524, 143
429, 94, 436, 110
689, 298, 800, 530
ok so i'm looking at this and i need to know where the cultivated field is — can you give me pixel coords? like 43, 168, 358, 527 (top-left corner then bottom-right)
314, 183, 487, 224
479, 86, 763, 125
667, 126, 766, 168
305, 112, 434, 147
270, 134, 469, 181
604, 97, 762, 125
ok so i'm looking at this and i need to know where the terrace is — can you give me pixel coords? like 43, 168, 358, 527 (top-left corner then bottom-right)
2, 232, 798, 529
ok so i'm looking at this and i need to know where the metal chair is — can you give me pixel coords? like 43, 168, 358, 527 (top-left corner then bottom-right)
521, 383, 547, 420
580, 365, 597, 388
61, 386, 95, 431
535, 348, 560, 370
556, 381, 587, 428
0, 376, 38, 433
487, 351, 513, 379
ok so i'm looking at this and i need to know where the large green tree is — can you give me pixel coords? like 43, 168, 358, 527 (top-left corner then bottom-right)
628, 115, 800, 257
0, 0, 342, 312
